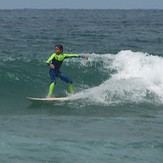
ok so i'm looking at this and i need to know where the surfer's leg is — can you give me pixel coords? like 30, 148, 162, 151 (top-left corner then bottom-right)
68, 83, 74, 94
48, 82, 55, 97
48, 69, 56, 97
59, 72, 74, 94
49, 69, 56, 83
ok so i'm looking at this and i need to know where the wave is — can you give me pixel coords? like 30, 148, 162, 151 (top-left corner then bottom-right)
1, 50, 163, 106
70, 50, 163, 105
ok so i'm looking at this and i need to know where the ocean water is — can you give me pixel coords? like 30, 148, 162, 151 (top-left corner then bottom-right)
0, 9, 163, 163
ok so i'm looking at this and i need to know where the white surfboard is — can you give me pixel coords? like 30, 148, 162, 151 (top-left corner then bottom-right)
27, 96, 69, 103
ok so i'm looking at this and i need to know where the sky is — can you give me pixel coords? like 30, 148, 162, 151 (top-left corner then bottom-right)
0, 0, 163, 9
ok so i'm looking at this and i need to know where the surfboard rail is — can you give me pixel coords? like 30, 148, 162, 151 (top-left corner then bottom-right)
27, 96, 69, 103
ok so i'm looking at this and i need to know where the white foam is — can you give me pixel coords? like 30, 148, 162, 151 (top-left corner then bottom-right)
71, 50, 163, 105
112, 50, 163, 98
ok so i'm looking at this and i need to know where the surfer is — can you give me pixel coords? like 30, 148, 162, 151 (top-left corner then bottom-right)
46, 44, 88, 98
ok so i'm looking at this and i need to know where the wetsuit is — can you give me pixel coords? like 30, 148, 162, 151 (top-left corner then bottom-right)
46, 53, 81, 96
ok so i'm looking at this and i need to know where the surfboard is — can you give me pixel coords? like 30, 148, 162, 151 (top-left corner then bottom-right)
27, 96, 69, 103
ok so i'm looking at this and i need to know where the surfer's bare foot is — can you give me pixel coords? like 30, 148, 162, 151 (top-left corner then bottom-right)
47, 95, 54, 98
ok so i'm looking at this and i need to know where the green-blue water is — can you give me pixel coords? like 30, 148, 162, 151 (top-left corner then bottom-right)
0, 9, 163, 163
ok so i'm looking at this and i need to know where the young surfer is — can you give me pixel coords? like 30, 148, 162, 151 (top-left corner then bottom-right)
46, 44, 88, 98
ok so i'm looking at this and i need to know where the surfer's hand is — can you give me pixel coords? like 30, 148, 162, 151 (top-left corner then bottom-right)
82, 55, 88, 60
50, 64, 55, 69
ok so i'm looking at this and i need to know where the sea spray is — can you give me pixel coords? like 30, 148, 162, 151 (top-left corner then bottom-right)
70, 50, 163, 105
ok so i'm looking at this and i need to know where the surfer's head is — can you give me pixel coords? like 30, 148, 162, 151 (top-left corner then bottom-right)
55, 44, 63, 54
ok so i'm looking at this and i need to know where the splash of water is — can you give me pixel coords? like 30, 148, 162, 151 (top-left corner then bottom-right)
71, 50, 163, 105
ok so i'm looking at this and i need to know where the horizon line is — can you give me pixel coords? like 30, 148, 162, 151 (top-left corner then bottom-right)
0, 8, 163, 10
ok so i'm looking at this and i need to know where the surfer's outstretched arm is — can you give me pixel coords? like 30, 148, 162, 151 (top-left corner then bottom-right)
63, 53, 88, 60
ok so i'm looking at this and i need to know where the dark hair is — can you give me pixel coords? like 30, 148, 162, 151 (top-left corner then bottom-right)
55, 44, 63, 52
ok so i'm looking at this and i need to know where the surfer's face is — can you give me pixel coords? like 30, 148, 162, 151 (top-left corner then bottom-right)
55, 47, 62, 54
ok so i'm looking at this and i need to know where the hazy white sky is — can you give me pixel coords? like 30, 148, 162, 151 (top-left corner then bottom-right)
0, 0, 163, 9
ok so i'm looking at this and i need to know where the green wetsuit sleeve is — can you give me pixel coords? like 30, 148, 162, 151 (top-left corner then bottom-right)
63, 53, 81, 59
46, 53, 56, 64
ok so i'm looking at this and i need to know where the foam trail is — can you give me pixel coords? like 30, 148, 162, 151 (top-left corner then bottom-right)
70, 50, 163, 105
